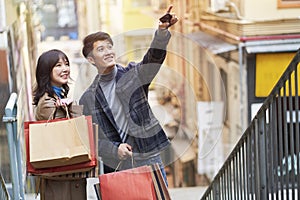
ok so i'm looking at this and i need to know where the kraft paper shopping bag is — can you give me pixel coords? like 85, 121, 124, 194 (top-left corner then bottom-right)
29, 115, 91, 169
25, 116, 97, 176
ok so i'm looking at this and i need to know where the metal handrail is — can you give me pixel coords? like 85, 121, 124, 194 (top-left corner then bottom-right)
2, 92, 25, 200
201, 49, 300, 199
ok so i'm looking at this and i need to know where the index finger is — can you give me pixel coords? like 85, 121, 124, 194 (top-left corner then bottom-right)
126, 144, 132, 151
166, 5, 173, 13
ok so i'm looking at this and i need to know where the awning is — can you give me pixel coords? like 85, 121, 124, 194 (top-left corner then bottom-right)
245, 40, 300, 53
187, 31, 237, 54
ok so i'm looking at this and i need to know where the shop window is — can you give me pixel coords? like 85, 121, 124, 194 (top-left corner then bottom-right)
220, 68, 228, 122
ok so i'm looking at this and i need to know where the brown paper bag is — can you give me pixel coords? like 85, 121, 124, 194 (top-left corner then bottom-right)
29, 116, 91, 169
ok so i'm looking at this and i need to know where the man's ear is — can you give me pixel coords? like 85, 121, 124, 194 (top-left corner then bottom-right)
87, 56, 95, 65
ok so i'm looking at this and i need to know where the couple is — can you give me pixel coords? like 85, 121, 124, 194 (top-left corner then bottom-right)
33, 6, 178, 200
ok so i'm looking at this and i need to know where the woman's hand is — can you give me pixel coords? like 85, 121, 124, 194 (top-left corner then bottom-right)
54, 98, 73, 107
118, 143, 133, 160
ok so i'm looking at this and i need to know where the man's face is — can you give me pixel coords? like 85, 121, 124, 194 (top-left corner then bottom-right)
89, 39, 116, 74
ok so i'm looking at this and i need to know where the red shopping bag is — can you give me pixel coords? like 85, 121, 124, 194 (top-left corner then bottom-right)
24, 115, 97, 176
150, 164, 171, 200
99, 165, 158, 200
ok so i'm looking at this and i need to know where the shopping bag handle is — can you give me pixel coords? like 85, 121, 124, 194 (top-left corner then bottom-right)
115, 155, 135, 172
47, 104, 71, 122
64, 105, 71, 119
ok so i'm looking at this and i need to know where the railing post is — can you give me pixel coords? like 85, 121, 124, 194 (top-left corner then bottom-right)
2, 93, 25, 200
255, 115, 268, 200
212, 181, 220, 200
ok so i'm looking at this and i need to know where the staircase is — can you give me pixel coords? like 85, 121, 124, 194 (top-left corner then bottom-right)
201, 49, 300, 200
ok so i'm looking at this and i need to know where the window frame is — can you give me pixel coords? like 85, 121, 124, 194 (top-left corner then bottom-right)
277, 0, 300, 8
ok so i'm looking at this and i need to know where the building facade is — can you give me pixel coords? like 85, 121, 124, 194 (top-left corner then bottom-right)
149, 0, 300, 186
2, 0, 300, 190
0, 0, 37, 189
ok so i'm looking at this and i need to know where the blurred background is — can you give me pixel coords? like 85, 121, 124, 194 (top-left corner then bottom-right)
1, 0, 300, 199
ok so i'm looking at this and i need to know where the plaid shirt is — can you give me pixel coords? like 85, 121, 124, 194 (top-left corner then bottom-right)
79, 30, 171, 168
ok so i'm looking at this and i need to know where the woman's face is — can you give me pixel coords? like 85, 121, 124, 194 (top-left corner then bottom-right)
50, 57, 70, 87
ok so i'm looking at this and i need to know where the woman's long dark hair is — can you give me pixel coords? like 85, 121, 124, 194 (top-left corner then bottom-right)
33, 49, 70, 105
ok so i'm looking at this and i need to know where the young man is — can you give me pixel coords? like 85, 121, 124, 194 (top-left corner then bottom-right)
79, 6, 178, 183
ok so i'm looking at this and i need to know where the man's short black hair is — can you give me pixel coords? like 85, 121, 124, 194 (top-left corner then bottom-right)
82, 31, 113, 58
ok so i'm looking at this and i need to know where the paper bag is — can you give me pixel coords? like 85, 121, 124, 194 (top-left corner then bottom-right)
99, 166, 157, 200
150, 164, 171, 200
25, 116, 96, 176
29, 115, 91, 169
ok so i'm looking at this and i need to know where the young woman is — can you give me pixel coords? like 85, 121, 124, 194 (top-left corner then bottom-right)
32, 49, 85, 200
33, 49, 80, 120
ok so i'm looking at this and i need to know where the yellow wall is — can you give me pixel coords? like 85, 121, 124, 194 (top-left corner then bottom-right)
122, 0, 156, 62
122, 0, 155, 31
255, 52, 296, 97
